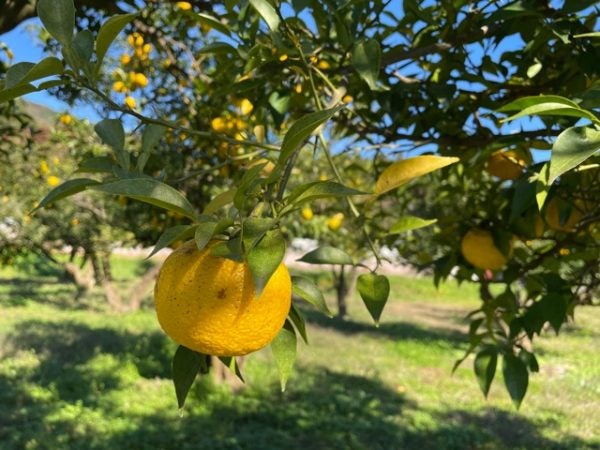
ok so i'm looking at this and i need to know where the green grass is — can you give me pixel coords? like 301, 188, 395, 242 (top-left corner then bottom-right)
1, 256, 599, 450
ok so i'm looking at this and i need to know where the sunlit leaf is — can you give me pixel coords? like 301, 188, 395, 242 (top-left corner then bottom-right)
37, 0, 75, 45
548, 126, 600, 184
291, 276, 333, 317
297, 246, 353, 265
352, 38, 381, 90
249, 0, 280, 32
375, 155, 459, 196
34, 178, 100, 211
95, 14, 137, 70
389, 216, 437, 234
271, 320, 296, 392
356, 273, 390, 325
89, 178, 198, 220
148, 225, 196, 258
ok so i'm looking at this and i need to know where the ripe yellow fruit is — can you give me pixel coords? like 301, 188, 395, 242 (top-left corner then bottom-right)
47, 175, 61, 187
113, 81, 127, 93
279, 54, 288, 62
239, 98, 254, 115
326, 212, 344, 231
317, 60, 331, 70
342, 94, 353, 104
132, 72, 148, 88
485, 149, 531, 180
211, 117, 227, 133
135, 35, 144, 48
142, 43, 152, 54
176, 1, 192, 11
120, 54, 131, 65
59, 113, 72, 125
124, 96, 136, 108
544, 198, 583, 232
301, 206, 314, 220
154, 240, 292, 356
460, 228, 512, 270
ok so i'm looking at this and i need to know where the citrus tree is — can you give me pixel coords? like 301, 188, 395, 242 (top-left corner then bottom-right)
1, 0, 599, 409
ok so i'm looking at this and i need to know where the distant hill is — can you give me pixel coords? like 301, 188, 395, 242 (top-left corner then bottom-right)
20, 100, 57, 130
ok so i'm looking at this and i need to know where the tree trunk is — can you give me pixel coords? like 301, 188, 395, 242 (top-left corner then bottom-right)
127, 264, 161, 311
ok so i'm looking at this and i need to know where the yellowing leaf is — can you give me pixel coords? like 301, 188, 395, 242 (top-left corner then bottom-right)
375, 155, 459, 196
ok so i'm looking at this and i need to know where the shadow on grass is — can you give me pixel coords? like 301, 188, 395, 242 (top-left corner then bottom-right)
2, 320, 173, 398
302, 306, 466, 347
0, 277, 84, 308
1, 320, 598, 450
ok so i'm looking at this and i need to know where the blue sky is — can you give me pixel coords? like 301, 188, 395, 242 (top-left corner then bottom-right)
2, 18, 100, 120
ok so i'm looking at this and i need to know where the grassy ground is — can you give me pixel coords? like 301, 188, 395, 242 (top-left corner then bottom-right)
0, 255, 599, 450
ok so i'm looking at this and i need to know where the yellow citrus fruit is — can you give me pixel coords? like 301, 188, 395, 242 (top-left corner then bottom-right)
239, 98, 254, 115
301, 206, 314, 220
544, 198, 583, 232
176, 1, 192, 10
47, 175, 61, 187
485, 149, 531, 180
211, 117, 227, 133
342, 94, 353, 104
113, 81, 127, 93
279, 54, 288, 62
460, 229, 512, 270
132, 72, 148, 88
39, 160, 50, 175
59, 114, 72, 125
120, 54, 131, 65
124, 96, 136, 108
326, 212, 344, 231
154, 240, 292, 356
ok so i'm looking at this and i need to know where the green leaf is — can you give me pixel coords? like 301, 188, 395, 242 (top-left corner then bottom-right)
77, 156, 116, 173
499, 95, 580, 112
95, 14, 137, 70
270, 320, 296, 392
389, 216, 437, 234
288, 303, 308, 344
37, 0, 75, 45
172, 345, 208, 409
196, 13, 232, 36
375, 155, 459, 196
285, 180, 368, 208
246, 229, 286, 295
5, 57, 63, 89
526, 62, 542, 78
211, 236, 244, 262
72, 30, 94, 62
218, 357, 245, 382
502, 353, 529, 409
94, 118, 125, 151
148, 225, 196, 258
89, 178, 198, 220
297, 246, 353, 265
548, 126, 600, 184
242, 217, 277, 252
501, 104, 598, 124
356, 273, 390, 325
275, 106, 343, 173
197, 42, 237, 55
34, 178, 100, 211
249, 0, 281, 32
194, 221, 218, 251
291, 276, 333, 317
352, 38, 381, 90
203, 189, 236, 215
474, 348, 497, 398
137, 124, 165, 172
0, 83, 38, 103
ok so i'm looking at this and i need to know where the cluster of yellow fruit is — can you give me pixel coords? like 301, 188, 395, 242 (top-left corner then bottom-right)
38, 159, 61, 187
300, 206, 345, 231
111, 33, 154, 108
